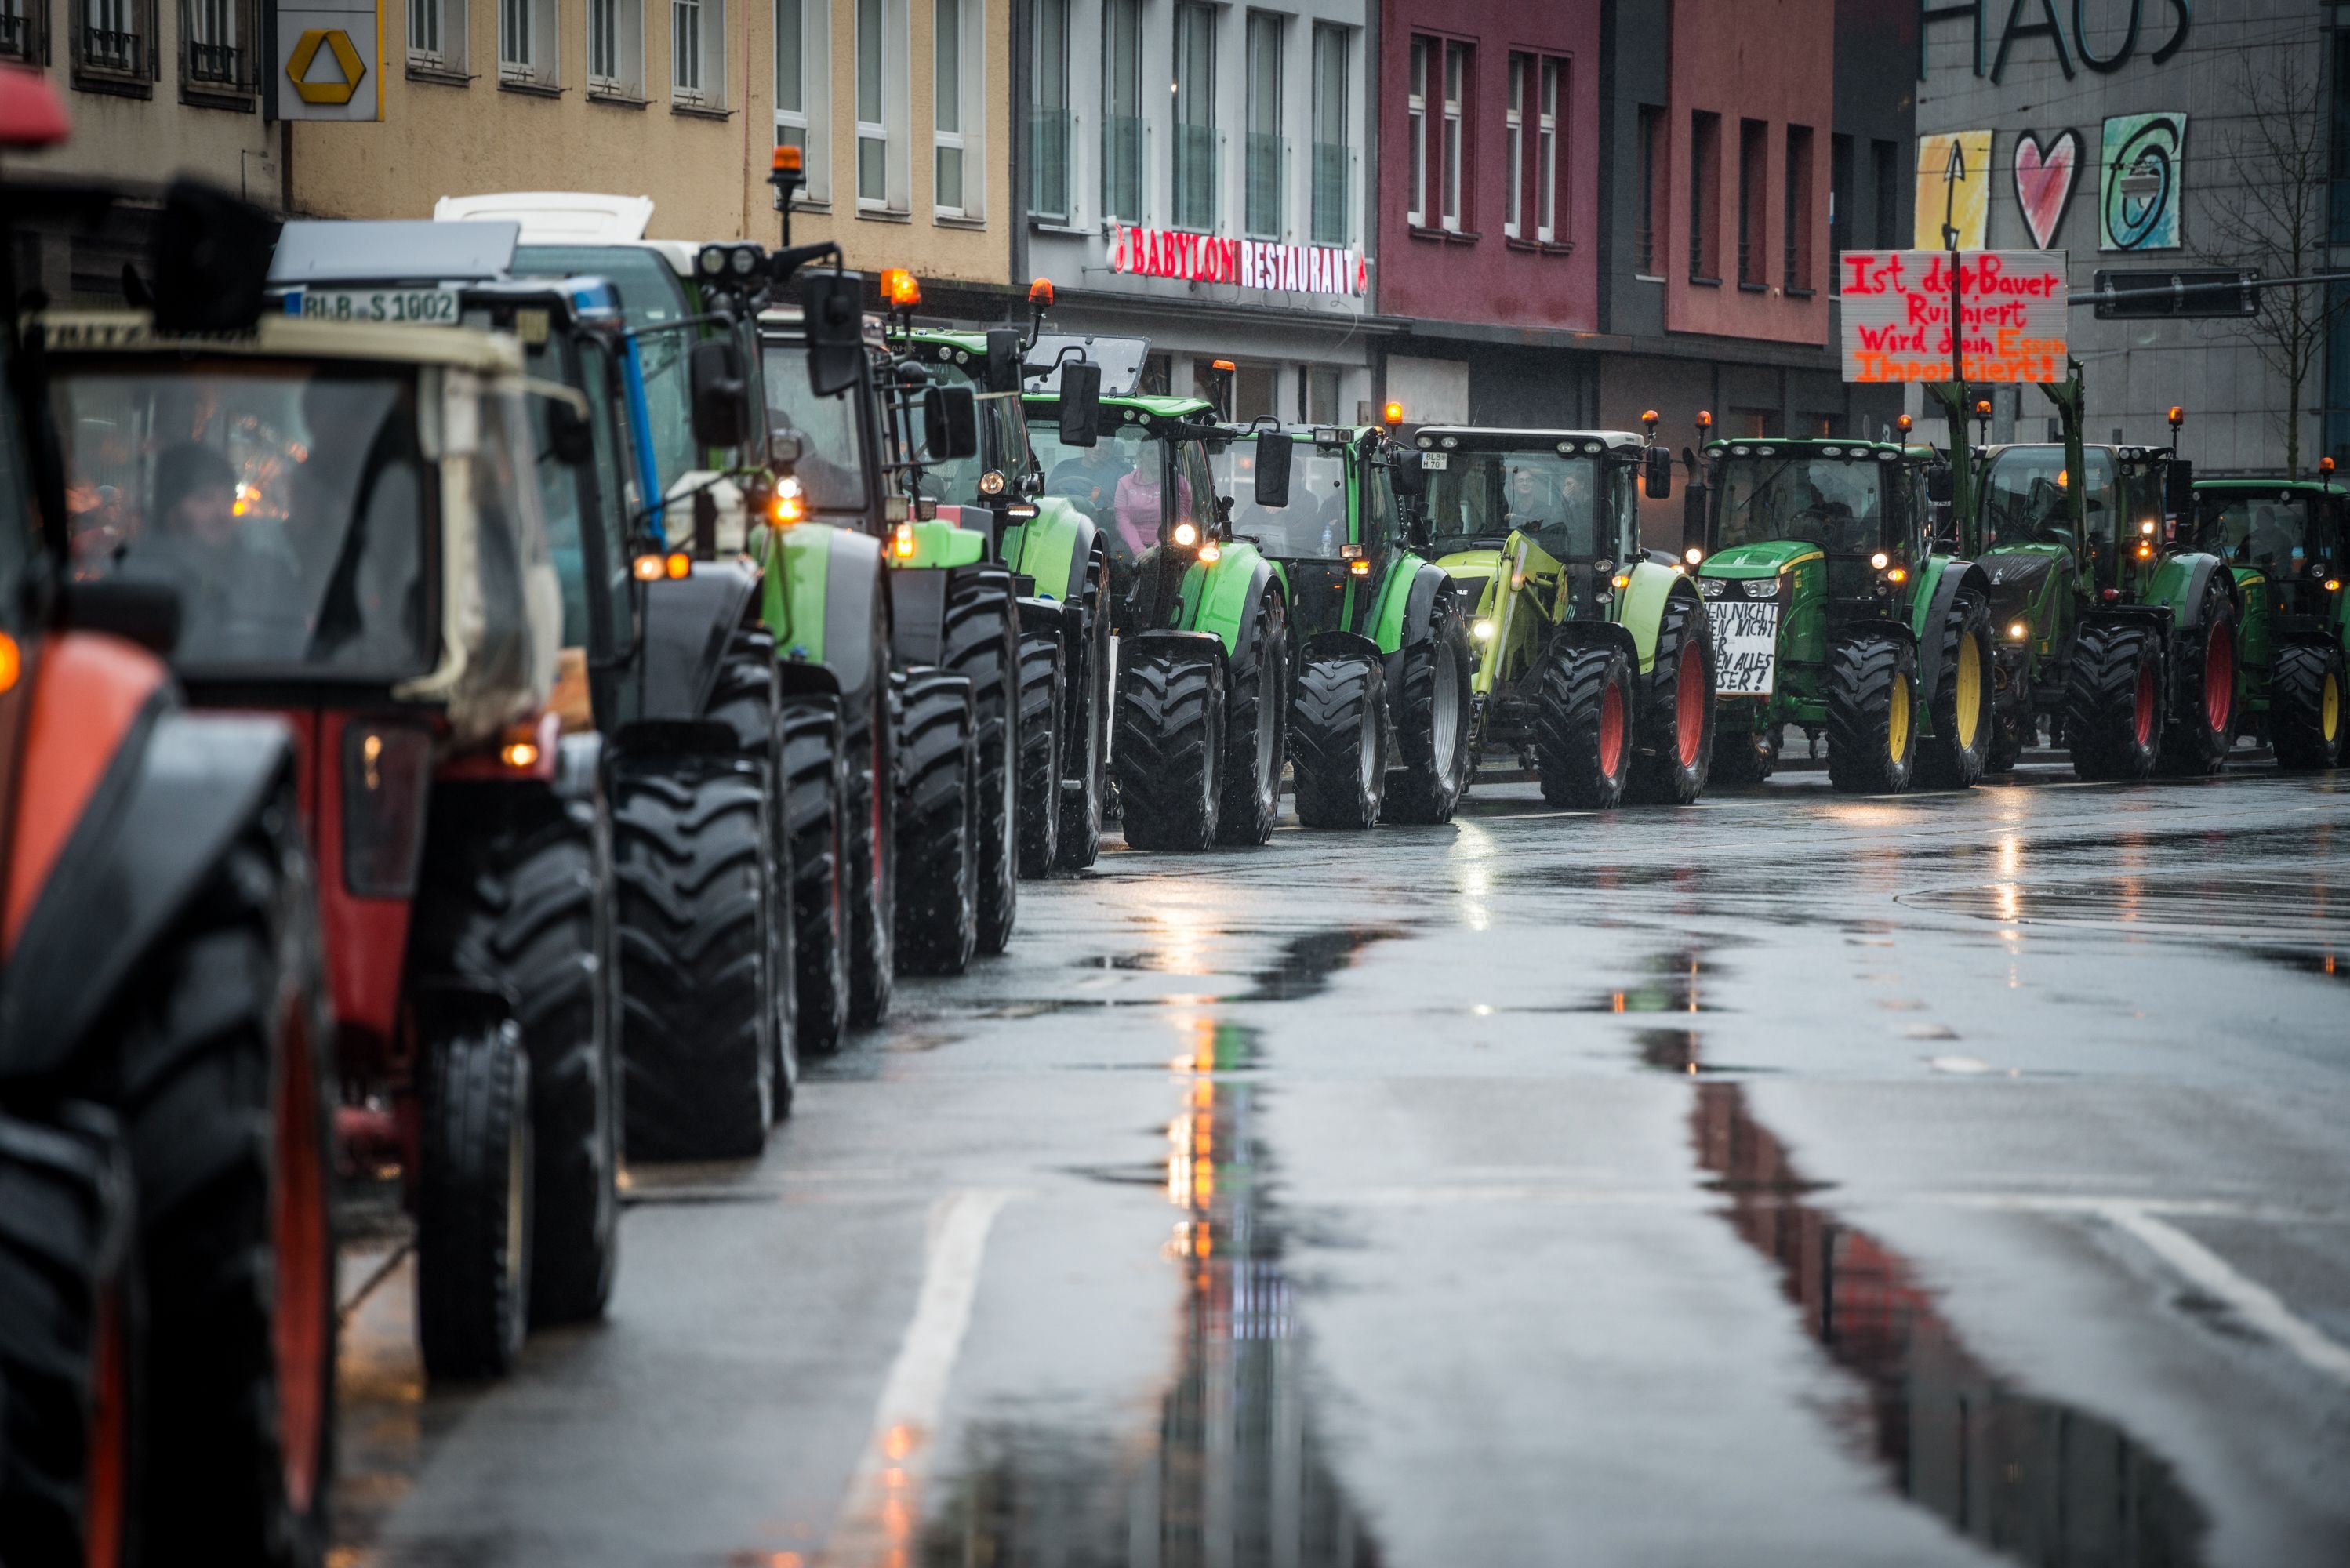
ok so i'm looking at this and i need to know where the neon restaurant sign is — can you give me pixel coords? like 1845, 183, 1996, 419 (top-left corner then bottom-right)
1107, 223, 1367, 298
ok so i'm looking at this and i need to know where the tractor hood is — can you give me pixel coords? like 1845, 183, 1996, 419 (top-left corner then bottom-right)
1433, 547, 1506, 614
1700, 539, 1822, 579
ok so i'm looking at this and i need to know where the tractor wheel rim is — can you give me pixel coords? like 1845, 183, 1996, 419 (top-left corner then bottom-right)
2203, 622, 2234, 735
1431, 642, 1461, 779
1954, 633, 1983, 752
2323, 671, 2341, 742
1600, 678, 1627, 779
2133, 658, 2156, 747
1888, 673, 1912, 762
1674, 644, 1705, 768
84, 1286, 126, 1568
271, 993, 326, 1513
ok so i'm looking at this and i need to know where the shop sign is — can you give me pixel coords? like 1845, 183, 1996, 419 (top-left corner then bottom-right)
1107, 223, 1365, 298
1839, 249, 2067, 384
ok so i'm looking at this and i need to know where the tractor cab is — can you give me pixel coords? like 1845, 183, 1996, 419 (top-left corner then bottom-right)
1703, 437, 1935, 613
2189, 477, 2346, 633
1028, 393, 1227, 625
1226, 422, 1423, 648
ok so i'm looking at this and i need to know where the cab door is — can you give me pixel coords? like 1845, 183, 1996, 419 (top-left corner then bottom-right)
1353, 459, 1403, 637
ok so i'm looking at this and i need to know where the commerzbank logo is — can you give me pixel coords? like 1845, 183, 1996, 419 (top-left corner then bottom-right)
285, 27, 366, 105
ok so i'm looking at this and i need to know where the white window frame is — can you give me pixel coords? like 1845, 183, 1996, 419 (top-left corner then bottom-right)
774, 0, 832, 199
1244, 9, 1281, 240
671, 0, 725, 105
409, 0, 466, 72
1537, 58, 1560, 244
1503, 53, 1522, 239
1308, 20, 1348, 245
1441, 41, 1466, 232
587, 0, 643, 96
932, 0, 982, 219
1405, 37, 1426, 228
501, 0, 558, 86
855, 0, 910, 213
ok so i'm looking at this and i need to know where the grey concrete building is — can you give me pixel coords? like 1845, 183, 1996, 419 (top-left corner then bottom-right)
1913, 0, 2337, 475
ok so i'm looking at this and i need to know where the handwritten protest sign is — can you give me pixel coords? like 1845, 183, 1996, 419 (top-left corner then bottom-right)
1839, 249, 2068, 384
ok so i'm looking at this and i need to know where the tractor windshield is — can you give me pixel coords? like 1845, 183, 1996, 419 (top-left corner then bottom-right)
1716, 455, 1888, 555
759, 343, 870, 513
910, 358, 1028, 509
1423, 450, 1603, 561
1981, 448, 2117, 553
1222, 443, 1349, 561
53, 360, 436, 680
514, 245, 699, 496
2191, 491, 2339, 577
1030, 417, 1170, 564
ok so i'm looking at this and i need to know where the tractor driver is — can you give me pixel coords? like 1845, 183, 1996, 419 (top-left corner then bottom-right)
133, 441, 307, 661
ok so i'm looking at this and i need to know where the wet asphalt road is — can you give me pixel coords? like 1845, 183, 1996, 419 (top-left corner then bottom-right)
332, 755, 2350, 1568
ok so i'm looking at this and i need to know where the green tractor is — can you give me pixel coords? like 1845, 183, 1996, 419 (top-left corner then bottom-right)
1687, 422, 1993, 793
2187, 471, 2347, 769
1023, 385, 1294, 849
1229, 422, 1475, 827
1967, 367, 2226, 780
1408, 423, 1713, 808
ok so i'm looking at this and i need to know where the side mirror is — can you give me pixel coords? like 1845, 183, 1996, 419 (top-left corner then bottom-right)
2165, 457, 2194, 517
688, 339, 752, 450
924, 383, 980, 462
985, 328, 1023, 394
1644, 445, 1673, 501
800, 270, 864, 398
150, 178, 278, 333
1681, 482, 1710, 561
547, 397, 594, 466
1391, 450, 1427, 499
1254, 432, 1293, 508
1059, 361, 1102, 448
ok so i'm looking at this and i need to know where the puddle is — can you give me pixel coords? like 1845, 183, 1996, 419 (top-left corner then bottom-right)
1901, 877, 2349, 945
922, 1061, 1380, 1565
1691, 1082, 2209, 1565
1634, 1029, 1774, 1076
2249, 946, 2345, 983
1233, 927, 1406, 1004
1578, 949, 1720, 1015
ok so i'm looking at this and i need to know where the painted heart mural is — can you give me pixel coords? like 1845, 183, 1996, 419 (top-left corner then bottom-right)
2013, 129, 2079, 249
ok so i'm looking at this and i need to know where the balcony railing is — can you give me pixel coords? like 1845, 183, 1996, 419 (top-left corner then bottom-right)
1309, 142, 1349, 246
1244, 133, 1284, 239
83, 25, 141, 71
1102, 114, 1144, 222
1030, 107, 1070, 220
1172, 123, 1216, 232
188, 40, 241, 83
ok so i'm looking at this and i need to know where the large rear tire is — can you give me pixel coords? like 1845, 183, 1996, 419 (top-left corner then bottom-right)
1535, 643, 1635, 809
1117, 645, 1224, 851
2270, 641, 2346, 771
2158, 580, 2237, 776
1825, 632, 1920, 794
1386, 601, 1473, 823
417, 1025, 532, 1381
1216, 592, 1290, 844
2066, 622, 2165, 782
1016, 631, 1065, 875
1625, 595, 1716, 805
1291, 653, 1387, 829
895, 670, 980, 975
1915, 594, 1993, 790
612, 764, 774, 1160
1056, 549, 1112, 870
780, 695, 851, 1058
942, 568, 1020, 956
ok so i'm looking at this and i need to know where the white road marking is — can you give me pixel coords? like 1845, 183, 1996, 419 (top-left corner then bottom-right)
2098, 1203, 2350, 1387
819, 1187, 1010, 1566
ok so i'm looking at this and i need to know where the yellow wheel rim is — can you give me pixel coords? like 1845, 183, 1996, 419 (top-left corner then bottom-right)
2325, 673, 2341, 742
1889, 673, 1912, 761
1953, 634, 1983, 751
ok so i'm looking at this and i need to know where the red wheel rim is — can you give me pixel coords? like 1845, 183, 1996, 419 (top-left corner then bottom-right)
1673, 644, 1705, 768
1600, 678, 1628, 779
2132, 658, 2156, 748
2203, 621, 2233, 735
84, 1287, 126, 1568
271, 995, 327, 1514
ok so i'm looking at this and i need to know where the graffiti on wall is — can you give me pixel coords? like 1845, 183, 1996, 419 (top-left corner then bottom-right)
2100, 112, 2185, 251
1912, 130, 1992, 249
2011, 129, 2080, 249
1918, 0, 2192, 84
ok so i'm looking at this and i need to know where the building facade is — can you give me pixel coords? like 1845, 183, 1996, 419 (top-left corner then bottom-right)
1014, 0, 1382, 419
288, 0, 1014, 289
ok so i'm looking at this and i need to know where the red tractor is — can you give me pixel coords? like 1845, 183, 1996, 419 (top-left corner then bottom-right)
0, 73, 338, 1565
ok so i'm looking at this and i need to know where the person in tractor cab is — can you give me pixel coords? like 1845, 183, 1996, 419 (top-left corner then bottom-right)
1047, 438, 1127, 513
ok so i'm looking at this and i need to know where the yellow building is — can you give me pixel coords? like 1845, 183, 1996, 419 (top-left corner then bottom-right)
289, 0, 1010, 285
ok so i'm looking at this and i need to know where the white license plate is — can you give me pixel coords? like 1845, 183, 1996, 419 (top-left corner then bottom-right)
1418, 451, 1447, 470
1707, 600, 1780, 696
289, 288, 462, 325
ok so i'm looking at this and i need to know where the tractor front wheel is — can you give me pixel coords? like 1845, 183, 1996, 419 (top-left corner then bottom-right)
1626, 597, 1715, 805
780, 695, 851, 1058
2066, 622, 2166, 782
1916, 595, 1993, 789
418, 1025, 532, 1380
2158, 582, 2237, 776
1825, 633, 1920, 794
1056, 549, 1113, 870
1016, 632, 1065, 875
943, 570, 1021, 953
1386, 602, 1474, 823
2270, 641, 2346, 771
895, 670, 980, 974
1216, 593, 1290, 844
1117, 646, 1226, 850
1535, 643, 1635, 808
1292, 653, 1388, 829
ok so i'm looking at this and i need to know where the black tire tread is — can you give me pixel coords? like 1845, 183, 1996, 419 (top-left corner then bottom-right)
942, 568, 1019, 954
1625, 594, 1716, 805
2270, 641, 2347, 771
1291, 655, 1386, 829
2065, 622, 2165, 782
1386, 602, 1473, 823
1016, 632, 1064, 875
1056, 550, 1112, 871
895, 670, 980, 975
1215, 593, 1289, 844
1915, 594, 1992, 791
1117, 649, 1225, 851
416, 1029, 531, 1381
1534, 643, 1634, 809
1825, 633, 1918, 794
779, 695, 852, 1057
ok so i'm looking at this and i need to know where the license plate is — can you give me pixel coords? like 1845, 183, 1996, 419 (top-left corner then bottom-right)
1419, 451, 1448, 470
1707, 600, 1779, 696
287, 288, 462, 325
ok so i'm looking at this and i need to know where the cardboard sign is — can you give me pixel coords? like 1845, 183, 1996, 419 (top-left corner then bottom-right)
1838, 249, 2067, 385
1707, 601, 1780, 696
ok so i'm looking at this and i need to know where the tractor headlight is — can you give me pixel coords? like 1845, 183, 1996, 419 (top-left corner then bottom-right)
1472, 618, 1495, 642
2007, 621, 2029, 641
1744, 579, 1776, 600
1684, 546, 1704, 565
1869, 551, 1891, 570
1173, 521, 1199, 548
979, 469, 1007, 496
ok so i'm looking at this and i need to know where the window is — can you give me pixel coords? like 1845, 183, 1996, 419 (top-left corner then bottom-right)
590, 0, 643, 96
1244, 11, 1282, 238
1441, 41, 1467, 231
934, 0, 982, 217
1738, 119, 1765, 287
1102, 0, 1143, 220
1636, 104, 1662, 275
1172, 2, 1215, 231
1537, 58, 1561, 243
673, 0, 724, 105
1309, 24, 1348, 245
182, 0, 253, 89
1406, 37, 1428, 228
1784, 124, 1813, 292
2334, 32, 2350, 241
1872, 137, 1898, 248
1303, 365, 1339, 424
774, 0, 836, 187
409, 0, 465, 71
1030, 0, 1069, 220
1690, 111, 1720, 281
1, 0, 42, 64
856, 0, 888, 205
503, 0, 558, 86
1829, 132, 1853, 288
1503, 54, 1523, 239
79, 0, 149, 76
